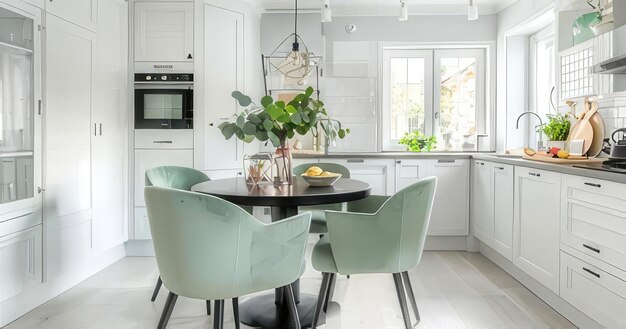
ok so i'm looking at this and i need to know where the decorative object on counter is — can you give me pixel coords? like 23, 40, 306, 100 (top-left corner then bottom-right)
567, 99, 604, 157
243, 153, 274, 185
538, 112, 571, 150
398, 131, 437, 152
300, 165, 342, 187
217, 87, 349, 185
523, 147, 604, 164
586, 100, 606, 157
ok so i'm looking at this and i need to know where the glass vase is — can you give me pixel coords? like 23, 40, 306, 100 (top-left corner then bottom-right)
273, 141, 293, 185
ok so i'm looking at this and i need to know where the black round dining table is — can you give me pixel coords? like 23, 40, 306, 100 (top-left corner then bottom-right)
191, 176, 371, 329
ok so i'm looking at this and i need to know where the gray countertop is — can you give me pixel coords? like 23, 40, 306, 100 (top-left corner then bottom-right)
292, 151, 626, 183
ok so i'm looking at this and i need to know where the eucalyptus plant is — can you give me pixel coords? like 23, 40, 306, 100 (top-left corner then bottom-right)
217, 87, 349, 148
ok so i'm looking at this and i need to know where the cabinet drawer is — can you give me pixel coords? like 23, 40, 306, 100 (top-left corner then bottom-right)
560, 251, 626, 328
563, 174, 626, 213
0, 211, 42, 238
135, 130, 193, 149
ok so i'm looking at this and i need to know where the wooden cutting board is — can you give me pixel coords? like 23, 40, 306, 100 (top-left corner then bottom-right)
523, 155, 605, 164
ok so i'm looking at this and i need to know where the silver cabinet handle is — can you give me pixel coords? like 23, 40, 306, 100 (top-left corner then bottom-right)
583, 267, 600, 279
94, 123, 97, 136
153, 140, 173, 144
529, 172, 541, 177
584, 182, 601, 188
583, 244, 600, 253
99, 123, 102, 136
347, 159, 365, 163
495, 166, 505, 170
437, 159, 456, 163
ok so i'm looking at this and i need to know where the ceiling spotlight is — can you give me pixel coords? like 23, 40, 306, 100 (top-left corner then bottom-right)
322, 0, 332, 22
468, 0, 478, 21
399, 0, 408, 21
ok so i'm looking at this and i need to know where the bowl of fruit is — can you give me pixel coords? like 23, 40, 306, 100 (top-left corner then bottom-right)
300, 166, 342, 187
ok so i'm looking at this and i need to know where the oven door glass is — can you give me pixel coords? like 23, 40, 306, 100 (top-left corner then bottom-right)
135, 89, 193, 129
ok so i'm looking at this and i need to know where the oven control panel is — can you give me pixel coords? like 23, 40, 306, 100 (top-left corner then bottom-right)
134, 73, 193, 82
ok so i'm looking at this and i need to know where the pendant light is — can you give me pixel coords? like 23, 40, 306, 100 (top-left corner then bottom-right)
322, 0, 332, 22
468, 0, 478, 21
399, 0, 408, 21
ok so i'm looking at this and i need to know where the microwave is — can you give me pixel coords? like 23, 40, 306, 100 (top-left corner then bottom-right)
134, 73, 193, 129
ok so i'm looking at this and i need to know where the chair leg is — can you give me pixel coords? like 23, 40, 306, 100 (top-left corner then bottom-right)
284, 284, 301, 329
402, 271, 421, 325
213, 300, 224, 329
157, 292, 177, 329
392, 273, 412, 329
232, 298, 240, 329
323, 273, 336, 313
205, 300, 211, 316
312, 272, 331, 329
151, 276, 162, 302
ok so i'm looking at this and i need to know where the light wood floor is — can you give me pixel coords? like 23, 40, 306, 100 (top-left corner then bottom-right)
5, 250, 576, 329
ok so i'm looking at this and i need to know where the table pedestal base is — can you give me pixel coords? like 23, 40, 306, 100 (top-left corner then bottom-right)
239, 293, 322, 329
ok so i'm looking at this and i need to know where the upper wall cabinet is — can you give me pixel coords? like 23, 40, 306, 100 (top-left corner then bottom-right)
46, 0, 97, 32
134, 2, 193, 63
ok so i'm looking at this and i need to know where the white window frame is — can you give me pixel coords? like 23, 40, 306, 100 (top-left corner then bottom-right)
381, 47, 486, 151
528, 24, 555, 147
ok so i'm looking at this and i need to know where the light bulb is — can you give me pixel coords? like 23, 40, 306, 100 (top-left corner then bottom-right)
399, 1, 408, 21
468, 0, 478, 20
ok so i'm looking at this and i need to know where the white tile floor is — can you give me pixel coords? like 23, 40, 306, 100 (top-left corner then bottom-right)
5, 250, 576, 329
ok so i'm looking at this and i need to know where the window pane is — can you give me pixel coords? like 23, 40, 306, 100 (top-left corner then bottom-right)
439, 57, 477, 151
389, 57, 425, 141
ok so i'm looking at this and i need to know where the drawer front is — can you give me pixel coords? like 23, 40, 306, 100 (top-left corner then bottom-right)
0, 211, 42, 238
560, 251, 626, 328
561, 200, 626, 269
135, 129, 194, 149
563, 174, 626, 213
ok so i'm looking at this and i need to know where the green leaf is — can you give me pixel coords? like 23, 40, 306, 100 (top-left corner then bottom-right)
236, 114, 246, 128
291, 112, 302, 125
221, 123, 238, 139
255, 130, 269, 141
338, 129, 346, 139
295, 126, 309, 135
265, 104, 284, 120
262, 119, 274, 132
285, 104, 297, 114
301, 97, 309, 109
231, 91, 252, 107
261, 95, 274, 108
305, 86, 314, 97
243, 135, 255, 143
286, 130, 295, 139
247, 113, 262, 125
277, 114, 291, 123
242, 122, 257, 135
292, 94, 305, 102
275, 101, 285, 108
217, 122, 229, 130
301, 111, 310, 123
235, 129, 245, 140
267, 131, 281, 147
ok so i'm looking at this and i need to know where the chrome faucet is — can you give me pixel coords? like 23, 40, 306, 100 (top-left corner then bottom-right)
516, 112, 544, 150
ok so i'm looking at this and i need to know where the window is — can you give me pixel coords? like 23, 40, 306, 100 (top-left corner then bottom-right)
529, 25, 555, 147
382, 48, 486, 151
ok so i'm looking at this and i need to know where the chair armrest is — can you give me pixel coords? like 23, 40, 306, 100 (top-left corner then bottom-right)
346, 195, 390, 214
248, 212, 311, 289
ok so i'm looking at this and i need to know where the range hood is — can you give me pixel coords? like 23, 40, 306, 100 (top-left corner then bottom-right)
593, 25, 626, 74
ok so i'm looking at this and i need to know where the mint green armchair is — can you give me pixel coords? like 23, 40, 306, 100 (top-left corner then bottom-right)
293, 163, 351, 234
310, 177, 437, 329
145, 186, 311, 329
145, 166, 252, 325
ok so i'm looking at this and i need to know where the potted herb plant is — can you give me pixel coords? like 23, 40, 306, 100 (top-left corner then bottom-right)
398, 131, 437, 152
217, 87, 348, 184
538, 112, 571, 150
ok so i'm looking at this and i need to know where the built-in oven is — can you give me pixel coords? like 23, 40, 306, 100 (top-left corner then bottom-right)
134, 73, 193, 129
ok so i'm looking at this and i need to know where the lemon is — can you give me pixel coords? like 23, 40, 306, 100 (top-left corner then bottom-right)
305, 166, 323, 176
319, 171, 339, 177
557, 150, 569, 159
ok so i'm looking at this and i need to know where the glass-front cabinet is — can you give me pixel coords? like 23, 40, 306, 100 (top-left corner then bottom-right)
0, 5, 41, 219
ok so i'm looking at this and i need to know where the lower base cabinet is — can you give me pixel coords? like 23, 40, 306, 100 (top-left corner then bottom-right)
560, 251, 626, 328
0, 225, 42, 302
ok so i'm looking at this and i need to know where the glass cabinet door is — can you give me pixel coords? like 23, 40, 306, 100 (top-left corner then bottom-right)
0, 7, 35, 205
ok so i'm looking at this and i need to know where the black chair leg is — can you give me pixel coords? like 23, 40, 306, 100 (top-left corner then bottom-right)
312, 272, 331, 329
284, 284, 301, 329
323, 273, 336, 313
151, 276, 162, 302
213, 300, 224, 329
392, 273, 412, 329
157, 292, 177, 329
232, 298, 240, 329
402, 271, 421, 324
206, 300, 211, 316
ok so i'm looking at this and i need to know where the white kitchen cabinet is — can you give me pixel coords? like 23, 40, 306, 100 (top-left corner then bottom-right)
394, 159, 425, 192
1, 158, 17, 203
473, 161, 514, 260
198, 4, 244, 171
134, 1, 193, 63
424, 159, 469, 236
513, 166, 561, 293
323, 158, 394, 195
44, 14, 95, 228
46, 0, 97, 32
134, 149, 193, 208
0, 225, 42, 303
91, 0, 128, 251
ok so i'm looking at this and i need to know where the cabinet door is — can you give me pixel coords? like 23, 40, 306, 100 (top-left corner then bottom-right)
91, 0, 128, 250
134, 2, 193, 62
201, 5, 244, 171
492, 163, 514, 260
45, 14, 95, 226
46, 0, 97, 32
472, 160, 493, 243
0, 225, 42, 303
134, 149, 193, 207
425, 159, 469, 236
395, 159, 424, 192
513, 166, 561, 293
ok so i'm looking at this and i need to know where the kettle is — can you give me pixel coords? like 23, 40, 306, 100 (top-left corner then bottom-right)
603, 128, 626, 159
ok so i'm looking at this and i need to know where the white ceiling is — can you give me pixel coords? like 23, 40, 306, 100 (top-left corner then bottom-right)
258, 0, 519, 16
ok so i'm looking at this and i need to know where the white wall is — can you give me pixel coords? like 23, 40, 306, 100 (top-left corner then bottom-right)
261, 12, 323, 56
